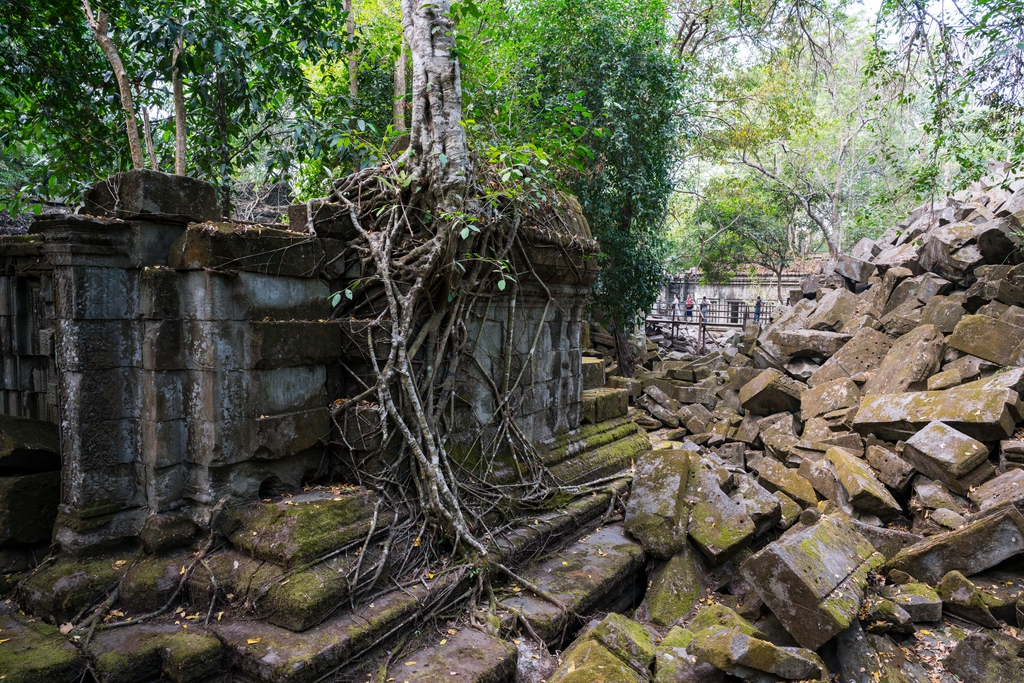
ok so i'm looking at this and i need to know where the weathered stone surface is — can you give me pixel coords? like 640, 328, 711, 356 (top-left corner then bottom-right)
865, 444, 915, 493
84, 169, 219, 221
853, 387, 1021, 442
393, 628, 518, 683
798, 457, 852, 514
800, 377, 859, 419
862, 324, 945, 396
944, 632, 1024, 682
948, 314, 1024, 366
885, 504, 1024, 583
741, 515, 884, 650
825, 447, 902, 520
756, 458, 817, 508
654, 626, 723, 683
20, 553, 131, 622
970, 468, 1024, 511
918, 296, 966, 333
638, 395, 679, 428
582, 388, 630, 424
728, 472, 781, 536
590, 613, 657, 672
0, 615, 82, 683
926, 367, 962, 390
936, 570, 1001, 627
687, 463, 755, 564
836, 254, 876, 283
776, 329, 851, 358
807, 327, 891, 388
687, 628, 824, 680
974, 218, 1022, 264
913, 478, 961, 512
806, 287, 862, 332
624, 449, 692, 559
90, 622, 222, 683
738, 370, 804, 416
878, 582, 943, 622
139, 510, 198, 553
0, 471, 59, 544
549, 637, 644, 683
902, 421, 992, 494
638, 548, 706, 626
582, 357, 606, 390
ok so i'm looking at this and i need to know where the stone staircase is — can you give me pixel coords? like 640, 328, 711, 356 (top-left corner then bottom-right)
7, 408, 648, 683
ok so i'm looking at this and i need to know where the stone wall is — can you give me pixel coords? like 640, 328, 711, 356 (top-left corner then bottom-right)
0, 171, 600, 554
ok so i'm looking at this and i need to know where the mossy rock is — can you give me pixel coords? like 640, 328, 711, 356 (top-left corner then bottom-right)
119, 550, 194, 613
0, 615, 82, 683
160, 630, 223, 682
623, 449, 692, 560
637, 549, 705, 627
688, 603, 765, 639
686, 465, 754, 564
687, 627, 824, 680
227, 489, 387, 567
549, 638, 645, 683
589, 613, 657, 671
20, 553, 130, 622
937, 570, 1001, 628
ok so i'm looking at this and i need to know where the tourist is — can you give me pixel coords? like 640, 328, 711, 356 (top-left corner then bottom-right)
671, 294, 679, 319
699, 296, 709, 323
685, 294, 693, 324
753, 296, 762, 322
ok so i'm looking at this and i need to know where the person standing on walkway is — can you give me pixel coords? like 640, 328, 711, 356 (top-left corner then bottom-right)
685, 294, 694, 325
753, 296, 762, 322
699, 296, 709, 323
671, 294, 679, 320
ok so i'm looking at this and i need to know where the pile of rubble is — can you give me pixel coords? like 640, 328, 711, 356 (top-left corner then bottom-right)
554, 178, 1024, 681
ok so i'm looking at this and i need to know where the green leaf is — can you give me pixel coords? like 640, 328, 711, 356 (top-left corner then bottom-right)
497, 279, 506, 291
460, 227, 470, 239
438, 153, 448, 165
345, 289, 354, 300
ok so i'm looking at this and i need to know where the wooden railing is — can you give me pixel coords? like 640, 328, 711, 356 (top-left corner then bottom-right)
647, 300, 774, 329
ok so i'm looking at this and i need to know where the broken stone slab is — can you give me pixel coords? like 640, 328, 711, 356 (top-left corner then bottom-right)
607, 375, 642, 398
89, 622, 222, 683
807, 327, 892, 388
391, 627, 517, 683
800, 377, 860, 420
852, 387, 1021, 442
918, 296, 966, 333
0, 615, 83, 683
913, 477, 961, 512
549, 637, 645, 683
836, 254, 876, 283
755, 458, 817, 508
969, 468, 1024, 511
638, 395, 679, 428
687, 628, 824, 681
0, 414, 61, 473
825, 447, 902, 520
861, 324, 945, 396
798, 457, 853, 515
20, 553, 131, 623
624, 449, 692, 560
931, 507, 966, 530
947, 314, 1024, 366
936, 570, 1002, 627
645, 385, 681, 413
84, 169, 220, 221
944, 632, 1024, 682
902, 421, 993, 495
686, 463, 755, 564
654, 626, 723, 683
738, 369, 804, 416
964, 275, 1024, 311
582, 388, 630, 424
877, 582, 943, 622
582, 357, 606, 390
885, 503, 1024, 584
849, 521, 923, 561
834, 622, 932, 683
728, 472, 781, 536
637, 546, 707, 626
740, 515, 885, 650
926, 367, 961, 390
806, 287, 862, 332
776, 329, 852, 358
864, 444, 915, 493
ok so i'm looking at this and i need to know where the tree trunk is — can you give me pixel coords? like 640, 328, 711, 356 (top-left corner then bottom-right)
216, 72, 231, 218
172, 33, 187, 176
141, 105, 158, 171
393, 38, 407, 132
82, 0, 145, 170
614, 329, 637, 378
346, 0, 357, 98
401, 0, 470, 198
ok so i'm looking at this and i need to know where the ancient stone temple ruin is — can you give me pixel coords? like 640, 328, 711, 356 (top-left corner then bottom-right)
10, 167, 1024, 683
0, 170, 648, 682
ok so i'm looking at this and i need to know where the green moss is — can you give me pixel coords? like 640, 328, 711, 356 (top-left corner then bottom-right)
660, 626, 694, 650
160, 631, 222, 682
590, 613, 656, 670
0, 617, 82, 683
689, 604, 763, 638
550, 638, 645, 683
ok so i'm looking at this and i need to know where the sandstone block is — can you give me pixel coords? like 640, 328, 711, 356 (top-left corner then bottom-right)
825, 447, 902, 520
853, 387, 1021, 442
903, 421, 992, 494
582, 357, 606, 390
756, 458, 817, 508
776, 329, 851, 358
738, 369, 805, 416
801, 377, 859, 419
885, 504, 1024, 583
688, 628, 824, 680
808, 327, 891, 388
687, 464, 755, 564
836, 254, 875, 283
865, 444, 915, 492
877, 583, 943, 622
84, 169, 219, 221
0, 615, 82, 683
741, 515, 884, 650
861, 324, 944, 396
936, 570, 1001, 627
624, 449, 692, 559
582, 388, 629, 424
944, 633, 1024, 682
919, 296, 966, 333
806, 287, 861, 332
968, 468, 1024, 512
948, 314, 1024, 366
638, 548, 706, 626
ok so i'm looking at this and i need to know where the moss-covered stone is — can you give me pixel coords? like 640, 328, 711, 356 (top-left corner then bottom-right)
637, 548, 705, 626
687, 627, 824, 680
756, 459, 817, 508
549, 638, 645, 683
590, 613, 656, 671
581, 388, 630, 424
686, 464, 754, 564
119, 550, 194, 613
623, 449, 692, 560
688, 603, 765, 639
878, 582, 943, 622
160, 630, 223, 683
936, 570, 1001, 627
227, 489, 385, 567
0, 615, 82, 683
20, 553, 131, 622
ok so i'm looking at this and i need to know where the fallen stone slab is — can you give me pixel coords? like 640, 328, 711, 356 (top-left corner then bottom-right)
728, 472, 781, 536
902, 421, 993, 495
807, 327, 892, 388
755, 458, 817, 508
776, 329, 852, 358
806, 287, 862, 332
800, 377, 860, 420
861, 324, 945, 396
936, 570, 1001, 627
0, 615, 83, 683
798, 457, 853, 514
850, 520, 924, 561
884, 504, 1024, 584
738, 369, 804, 416
686, 464, 755, 564
741, 515, 884, 650
852, 387, 1021, 442
589, 613, 657, 673
638, 394, 680, 428
947, 314, 1024, 366
969, 468, 1024, 511
877, 582, 943, 622
918, 296, 966, 333
654, 627, 723, 683
944, 632, 1024, 682
864, 444, 915, 493
687, 628, 824, 681
89, 622, 222, 683
825, 447, 902, 520
549, 637, 644, 683
582, 388, 630, 423
836, 254, 876, 283
645, 385, 681, 413
624, 449, 692, 559
637, 546, 707, 626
